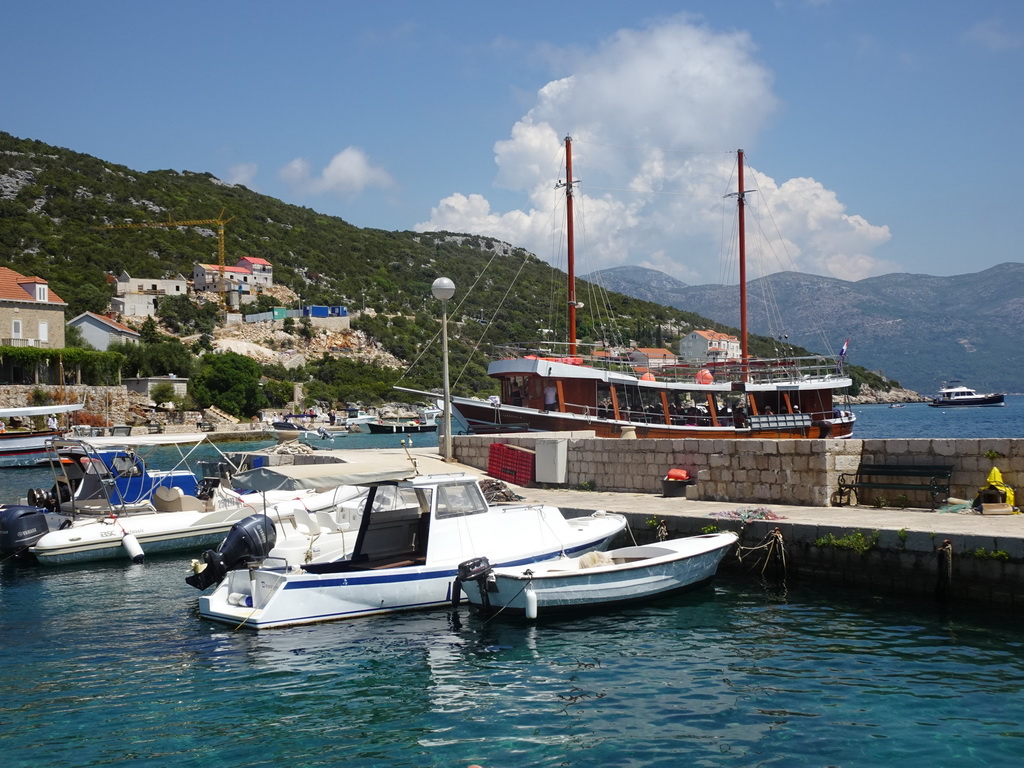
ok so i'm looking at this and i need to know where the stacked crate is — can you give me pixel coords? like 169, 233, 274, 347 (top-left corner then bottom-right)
487, 443, 536, 485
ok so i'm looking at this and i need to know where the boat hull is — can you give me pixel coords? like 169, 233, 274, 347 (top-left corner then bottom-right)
449, 397, 854, 439
0, 429, 66, 468
928, 394, 1005, 407
198, 510, 626, 629
463, 533, 738, 618
367, 422, 438, 434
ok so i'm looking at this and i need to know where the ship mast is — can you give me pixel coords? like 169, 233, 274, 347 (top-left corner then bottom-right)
737, 149, 749, 379
563, 135, 578, 356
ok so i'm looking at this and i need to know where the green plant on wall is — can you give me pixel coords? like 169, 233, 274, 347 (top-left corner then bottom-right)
814, 530, 880, 555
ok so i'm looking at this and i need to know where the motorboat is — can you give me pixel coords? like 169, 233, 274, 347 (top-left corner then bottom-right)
367, 408, 440, 434
185, 463, 424, 590
398, 143, 855, 439
456, 532, 738, 619
192, 471, 627, 629
0, 403, 84, 468
0, 433, 319, 566
928, 382, 1005, 408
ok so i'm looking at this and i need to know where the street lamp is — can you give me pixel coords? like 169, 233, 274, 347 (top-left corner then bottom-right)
431, 277, 456, 461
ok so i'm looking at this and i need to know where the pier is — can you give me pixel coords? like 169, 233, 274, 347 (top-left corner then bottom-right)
444, 433, 1024, 608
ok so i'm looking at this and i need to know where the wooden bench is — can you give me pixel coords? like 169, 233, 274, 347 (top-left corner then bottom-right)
197, 421, 215, 432
146, 422, 164, 434
837, 463, 953, 510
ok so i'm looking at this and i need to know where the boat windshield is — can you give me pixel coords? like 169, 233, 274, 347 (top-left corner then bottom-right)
434, 482, 488, 519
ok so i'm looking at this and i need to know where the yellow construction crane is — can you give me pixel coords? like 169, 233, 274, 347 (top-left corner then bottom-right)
102, 208, 234, 304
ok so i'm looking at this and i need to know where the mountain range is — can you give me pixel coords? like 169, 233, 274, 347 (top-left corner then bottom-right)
585, 264, 1024, 395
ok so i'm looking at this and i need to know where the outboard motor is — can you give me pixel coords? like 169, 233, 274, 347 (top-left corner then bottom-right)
0, 505, 54, 558
316, 426, 332, 441
452, 556, 493, 608
186, 514, 277, 590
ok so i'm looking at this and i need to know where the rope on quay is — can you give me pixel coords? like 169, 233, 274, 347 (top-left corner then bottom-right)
736, 526, 788, 580
935, 538, 953, 603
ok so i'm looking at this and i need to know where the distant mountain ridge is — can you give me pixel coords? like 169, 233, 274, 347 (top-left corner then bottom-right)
585, 263, 1024, 394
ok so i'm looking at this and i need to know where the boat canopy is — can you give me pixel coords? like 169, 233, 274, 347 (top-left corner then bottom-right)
49, 432, 214, 449
0, 403, 85, 418
232, 463, 415, 493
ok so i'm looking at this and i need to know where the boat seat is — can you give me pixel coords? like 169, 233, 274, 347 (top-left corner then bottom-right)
314, 510, 351, 532
152, 485, 204, 512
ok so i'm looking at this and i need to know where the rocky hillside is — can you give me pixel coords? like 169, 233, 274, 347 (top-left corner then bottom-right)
587, 263, 1024, 395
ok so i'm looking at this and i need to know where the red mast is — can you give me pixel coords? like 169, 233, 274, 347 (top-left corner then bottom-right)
737, 149, 748, 378
564, 135, 577, 356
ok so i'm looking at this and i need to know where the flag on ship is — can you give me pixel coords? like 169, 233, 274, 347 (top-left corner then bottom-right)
839, 339, 849, 357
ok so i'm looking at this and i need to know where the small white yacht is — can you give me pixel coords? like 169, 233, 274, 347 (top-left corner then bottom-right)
193, 471, 627, 629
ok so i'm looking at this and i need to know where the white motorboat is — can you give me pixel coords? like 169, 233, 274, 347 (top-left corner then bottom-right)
0, 403, 84, 467
193, 471, 627, 629
928, 382, 1005, 408
0, 434, 321, 565
457, 532, 739, 619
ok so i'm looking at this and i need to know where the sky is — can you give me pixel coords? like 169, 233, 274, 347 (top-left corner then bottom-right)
3, 1, 1022, 286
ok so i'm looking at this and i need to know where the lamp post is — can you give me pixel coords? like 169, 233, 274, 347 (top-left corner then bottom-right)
431, 277, 456, 461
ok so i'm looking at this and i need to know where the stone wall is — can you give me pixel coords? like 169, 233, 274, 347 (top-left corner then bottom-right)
453, 433, 1022, 508
0, 384, 132, 424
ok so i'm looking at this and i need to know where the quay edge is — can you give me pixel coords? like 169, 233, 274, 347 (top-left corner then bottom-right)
449, 433, 1024, 609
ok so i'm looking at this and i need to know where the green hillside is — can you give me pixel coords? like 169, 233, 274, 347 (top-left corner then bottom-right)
0, 130, 874, 407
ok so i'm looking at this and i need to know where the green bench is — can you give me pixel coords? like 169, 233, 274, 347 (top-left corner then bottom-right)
837, 463, 953, 510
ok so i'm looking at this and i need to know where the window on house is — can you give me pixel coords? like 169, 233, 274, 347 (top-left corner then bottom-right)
39, 322, 48, 343
12, 319, 22, 339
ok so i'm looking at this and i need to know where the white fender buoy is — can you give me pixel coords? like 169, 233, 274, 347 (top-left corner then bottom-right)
524, 585, 538, 620
122, 533, 145, 564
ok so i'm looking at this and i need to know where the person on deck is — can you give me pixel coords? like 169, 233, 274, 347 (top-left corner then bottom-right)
544, 383, 558, 411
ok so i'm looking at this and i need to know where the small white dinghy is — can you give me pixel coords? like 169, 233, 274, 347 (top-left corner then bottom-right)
457, 532, 738, 619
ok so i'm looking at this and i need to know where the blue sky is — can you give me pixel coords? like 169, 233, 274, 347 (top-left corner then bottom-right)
4, 1, 1022, 285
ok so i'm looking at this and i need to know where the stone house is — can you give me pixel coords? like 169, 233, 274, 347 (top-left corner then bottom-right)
0, 266, 66, 348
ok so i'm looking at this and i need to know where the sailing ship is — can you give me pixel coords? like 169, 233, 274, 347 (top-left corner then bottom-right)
416, 141, 855, 439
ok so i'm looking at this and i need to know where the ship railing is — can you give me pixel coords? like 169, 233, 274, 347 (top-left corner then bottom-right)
493, 343, 844, 385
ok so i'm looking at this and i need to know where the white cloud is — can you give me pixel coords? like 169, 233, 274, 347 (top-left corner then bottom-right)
417, 17, 894, 284
225, 162, 258, 187
965, 19, 1023, 52
280, 147, 393, 199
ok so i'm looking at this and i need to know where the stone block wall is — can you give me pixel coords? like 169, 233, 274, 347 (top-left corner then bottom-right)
453, 434, 1023, 508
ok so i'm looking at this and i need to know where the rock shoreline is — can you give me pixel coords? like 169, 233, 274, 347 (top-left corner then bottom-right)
843, 385, 929, 405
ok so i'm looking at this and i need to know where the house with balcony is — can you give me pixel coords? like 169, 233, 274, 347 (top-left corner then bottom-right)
0, 266, 66, 348
678, 329, 741, 363
111, 271, 189, 317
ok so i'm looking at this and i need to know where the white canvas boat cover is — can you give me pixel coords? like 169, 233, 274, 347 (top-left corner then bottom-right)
232, 463, 415, 493
0, 403, 85, 418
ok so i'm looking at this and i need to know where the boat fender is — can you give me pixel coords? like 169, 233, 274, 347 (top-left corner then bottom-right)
524, 585, 538, 620
450, 578, 462, 607
122, 532, 145, 564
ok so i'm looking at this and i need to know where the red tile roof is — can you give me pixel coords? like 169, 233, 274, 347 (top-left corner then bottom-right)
0, 266, 66, 304
197, 264, 252, 274
237, 256, 272, 266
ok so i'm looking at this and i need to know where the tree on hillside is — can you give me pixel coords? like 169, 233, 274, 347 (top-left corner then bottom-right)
189, 352, 267, 418
110, 338, 194, 378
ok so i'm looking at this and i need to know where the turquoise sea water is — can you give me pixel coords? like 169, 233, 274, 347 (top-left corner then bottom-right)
2, 405, 1024, 766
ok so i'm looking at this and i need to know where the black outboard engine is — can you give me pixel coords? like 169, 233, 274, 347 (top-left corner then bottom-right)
186, 514, 277, 590
452, 556, 493, 608
0, 505, 54, 558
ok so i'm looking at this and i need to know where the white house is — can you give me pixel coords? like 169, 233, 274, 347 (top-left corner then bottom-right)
68, 311, 141, 351
628, 347, 677, 368
112, 271, 189, 317
235, 257, 273, 290
678, 330, 741, 362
